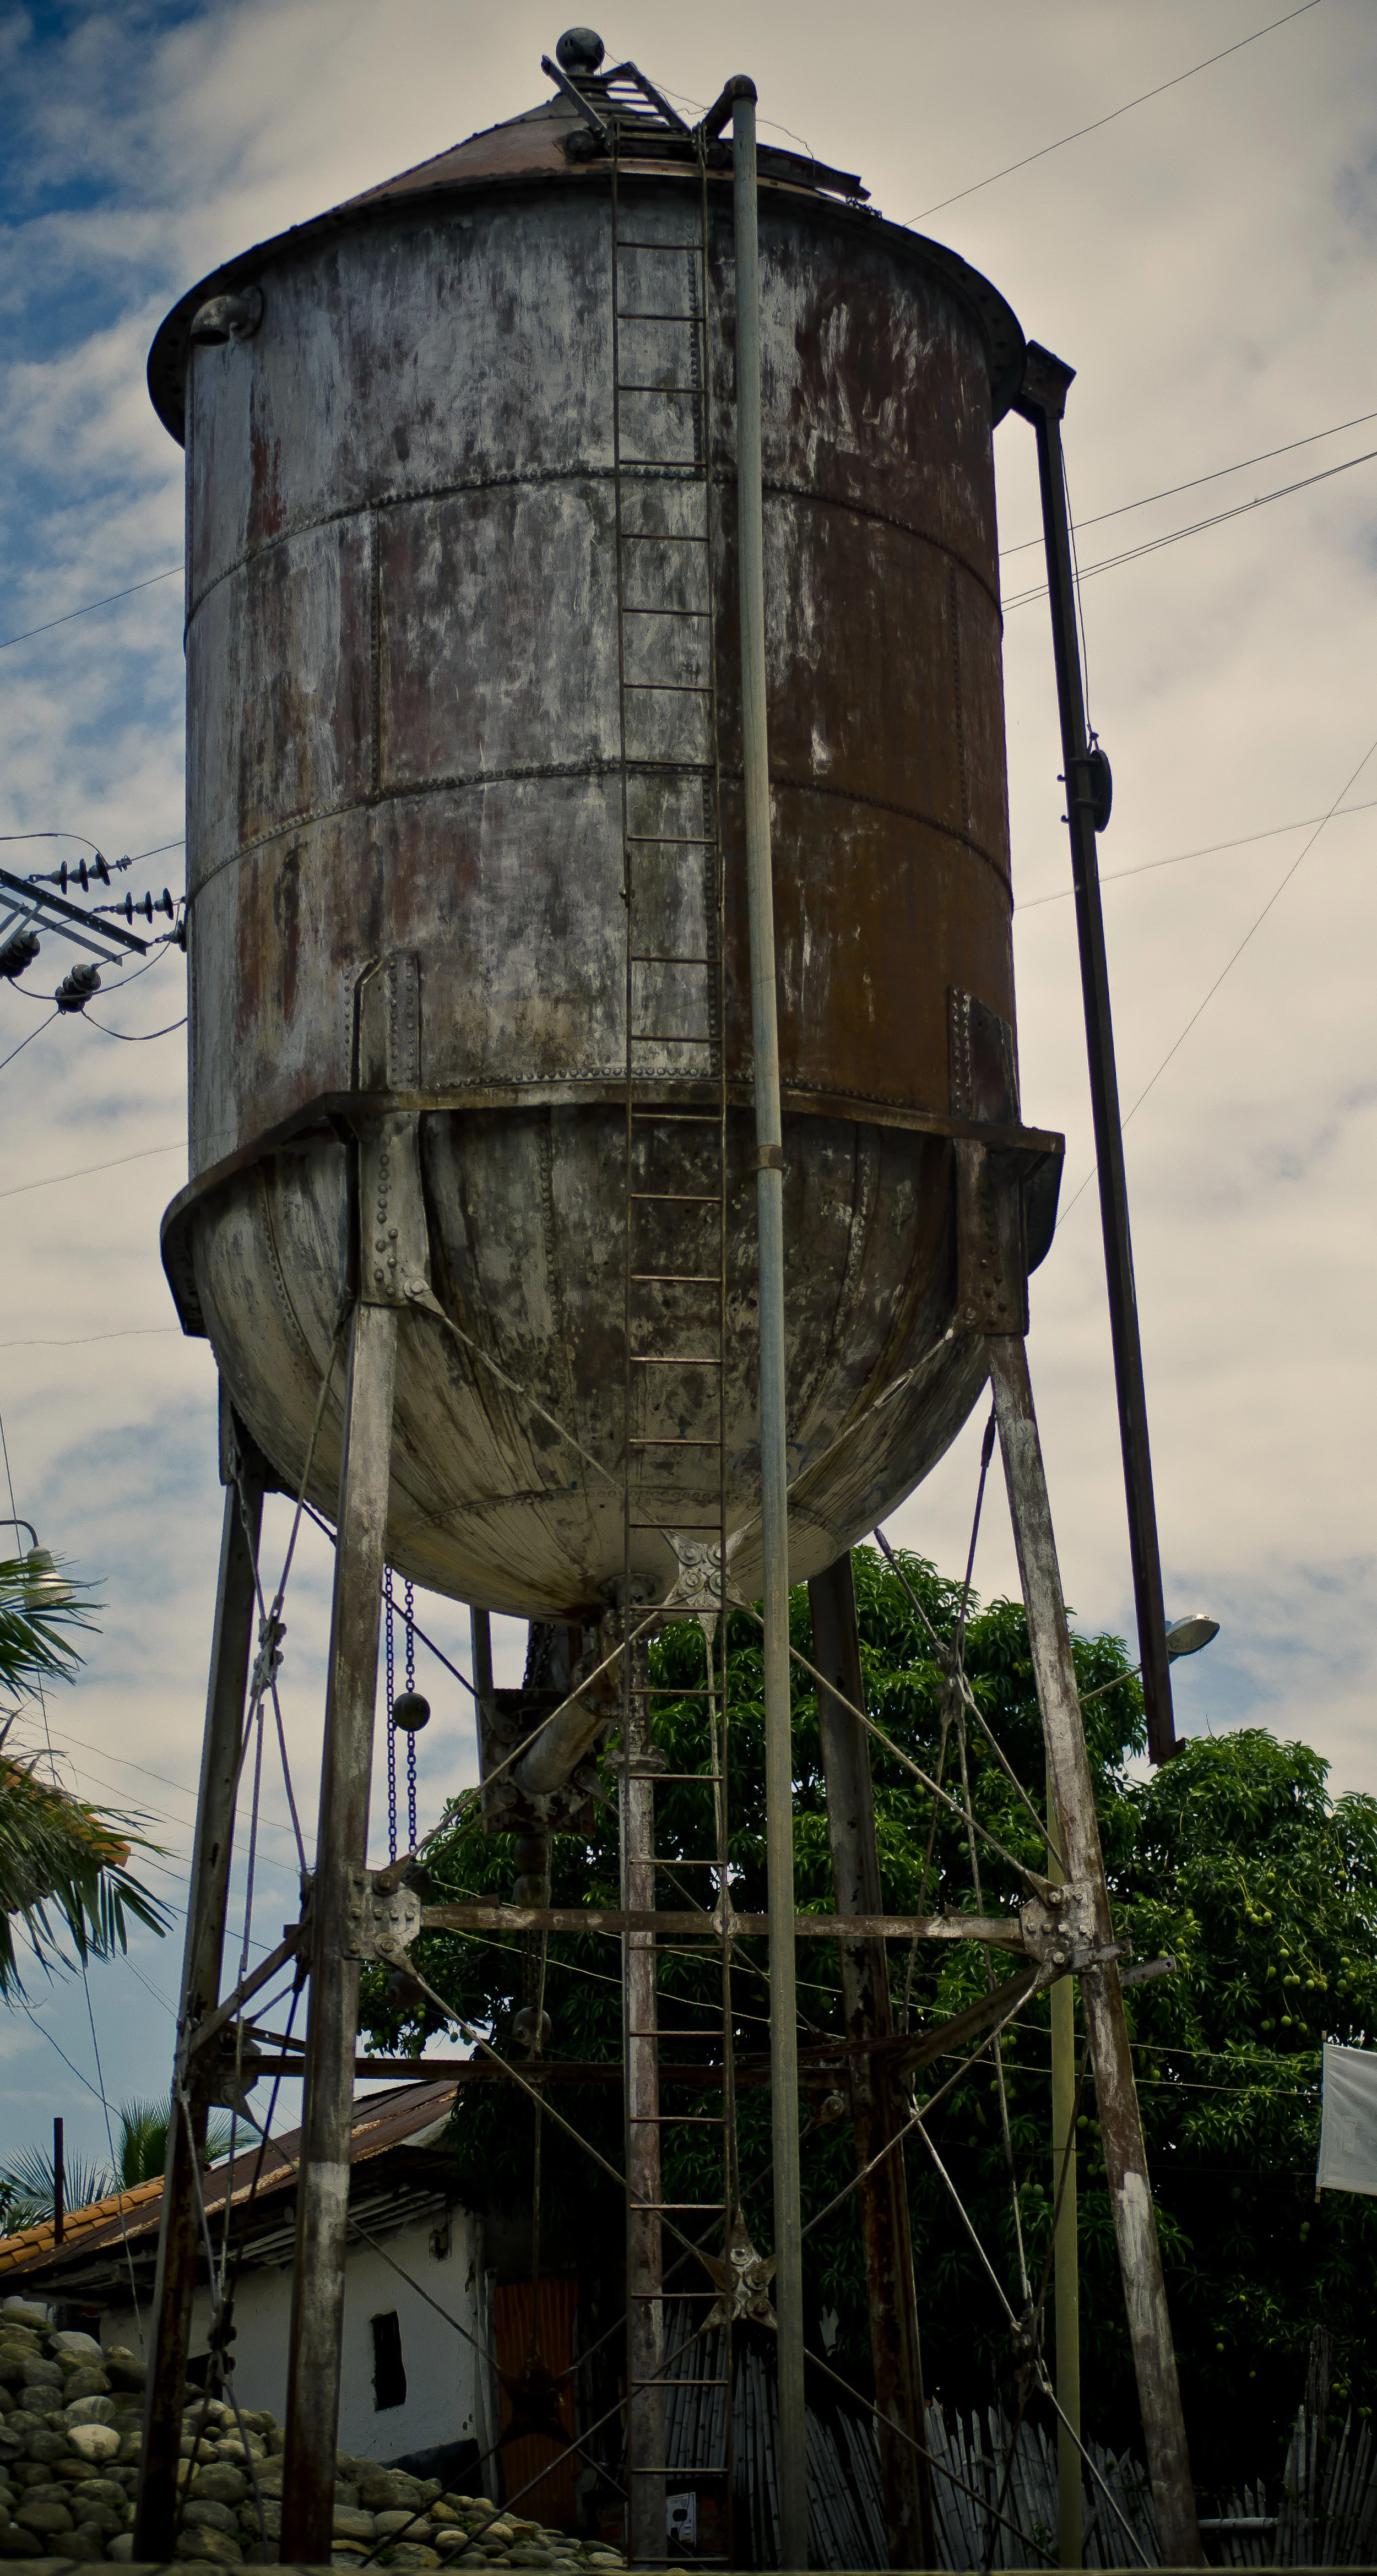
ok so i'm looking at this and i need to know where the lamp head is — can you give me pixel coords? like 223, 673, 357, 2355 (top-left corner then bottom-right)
1165, 1614, 1219, 1662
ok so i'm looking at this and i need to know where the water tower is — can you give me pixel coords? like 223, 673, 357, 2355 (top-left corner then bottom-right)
135, 32, 1200, 2571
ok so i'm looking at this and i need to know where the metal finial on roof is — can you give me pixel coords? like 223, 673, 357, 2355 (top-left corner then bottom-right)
555, 27, 604, 72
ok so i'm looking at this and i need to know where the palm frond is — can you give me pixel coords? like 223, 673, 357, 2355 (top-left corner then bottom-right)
0, 1756, 170, 1997
0, 1554, 98, 1707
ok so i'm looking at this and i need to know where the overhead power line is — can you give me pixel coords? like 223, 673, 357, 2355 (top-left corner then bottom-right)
1056, 722, 1377, 1226
910, 0, 1324, 221
0, 567, 182, 655
1000, 405, 1377, 559
1017, 794, 1377, 910
0, 1139, 182, 1202
1004, 441, 1377, 610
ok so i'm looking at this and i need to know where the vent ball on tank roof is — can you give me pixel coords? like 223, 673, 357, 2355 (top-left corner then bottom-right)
556, 26, 605, 70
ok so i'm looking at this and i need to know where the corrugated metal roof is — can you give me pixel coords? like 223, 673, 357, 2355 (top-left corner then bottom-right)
0, 2077, 459, 2289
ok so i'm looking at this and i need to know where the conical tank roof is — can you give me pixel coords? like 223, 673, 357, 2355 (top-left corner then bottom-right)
148, 30, 1022, 440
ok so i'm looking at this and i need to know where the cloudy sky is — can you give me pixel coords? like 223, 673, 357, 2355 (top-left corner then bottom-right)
1, 0, 1373, 2182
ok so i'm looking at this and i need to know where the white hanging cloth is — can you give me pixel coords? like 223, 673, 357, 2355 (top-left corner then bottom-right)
1316, 2041, 1377, 2197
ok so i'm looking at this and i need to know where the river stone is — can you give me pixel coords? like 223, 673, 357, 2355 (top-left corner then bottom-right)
329, 2507, 373, 2540
66, 2482, 122, 2511
64, 2426, 120, 2469
14, 2505, 72, 2537
359, 2469, 423, 2511
189, 2466, 247, 2506
1, 2308, 48, 2336
99, 2356, 145, 2397
46, 2340, 100, 2371
14, 2377, 58, 2403
56, 2533, 105, 2563
183, 2501, 241, 2536
10, 2492, 66, 2514
20, 2438, 68, 2466
176, 2529, 243, 2565
68, 2500, 123, 2536
387, 2552, 441, 2571
106, 2540, 133, 2563
374, 2509, 430, 2536
57, 2372, 109, 2406
64, 2398, 117, 2427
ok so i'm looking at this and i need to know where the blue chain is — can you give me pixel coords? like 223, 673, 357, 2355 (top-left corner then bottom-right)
384, 1568, 397, 1865
405, 1578, 418, 1850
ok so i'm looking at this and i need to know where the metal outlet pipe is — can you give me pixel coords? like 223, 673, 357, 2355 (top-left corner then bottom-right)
733, 79, 808, 2573
1048, 1811, 1082, 2568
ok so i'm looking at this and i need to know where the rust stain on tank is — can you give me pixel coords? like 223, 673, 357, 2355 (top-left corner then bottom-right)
150, 81, 1056, 1619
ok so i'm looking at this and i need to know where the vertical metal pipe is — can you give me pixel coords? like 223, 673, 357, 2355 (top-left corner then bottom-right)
135, 1432, 264, 2560
732, 79, 807, 2573
281, 1301, 398, 2563
989, 1336, 1201, 2567
1012, 345, 1177, 1767
808, 1555, 935, 2572
621, 1635, 664, 2567
1048, 1817, 1082, 2568
52, 2120, 64, 2248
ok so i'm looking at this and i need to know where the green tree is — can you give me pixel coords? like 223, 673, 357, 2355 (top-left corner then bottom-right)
359, 1546, 1377, 2497
0, 1551, 167, 1995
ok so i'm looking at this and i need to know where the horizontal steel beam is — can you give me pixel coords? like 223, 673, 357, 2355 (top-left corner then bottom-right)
420, 1900, 1031, 1945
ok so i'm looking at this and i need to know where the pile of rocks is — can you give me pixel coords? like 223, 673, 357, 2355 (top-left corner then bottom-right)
0, 2301, 627, 2573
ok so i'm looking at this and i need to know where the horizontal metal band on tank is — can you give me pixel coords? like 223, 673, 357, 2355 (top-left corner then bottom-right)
184, 463, 1004, 635
160, 1085, 1062, 1335
185, 763, 1010, 909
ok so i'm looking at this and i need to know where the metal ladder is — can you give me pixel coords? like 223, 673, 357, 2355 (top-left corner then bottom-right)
610, 132, 737, 2568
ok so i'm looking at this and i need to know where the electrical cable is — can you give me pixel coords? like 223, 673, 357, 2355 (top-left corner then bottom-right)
1017, 792, 1377, 911
0, 1139, 182, 1202
1004, 439, 1377, 610
0, 1327, 180, 1350
1001, 403, 1377, 558
1057, 719, 1377, 1227
908, 0, 1323, 221
0, 1013, 57, 1075
0, 566, 182, 655
82, 1014, 186, 1041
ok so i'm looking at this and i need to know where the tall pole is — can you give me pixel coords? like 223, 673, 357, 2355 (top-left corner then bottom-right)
990, 1336, 1201, 2567
281, 1300, 398, 2562
809, 1555, 935, 2571
1048, 1812, 1082, 2569
621, 1637, 665, 2567
1012, 343, 1178, 1766
733, 78, 807, 2572
135, 1421, 264, 2560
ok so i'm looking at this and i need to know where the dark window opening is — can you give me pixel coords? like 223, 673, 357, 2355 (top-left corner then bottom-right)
371, 2309, 408, 2411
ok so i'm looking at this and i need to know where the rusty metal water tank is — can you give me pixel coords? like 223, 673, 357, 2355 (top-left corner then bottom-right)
150, 44, 1061, 1621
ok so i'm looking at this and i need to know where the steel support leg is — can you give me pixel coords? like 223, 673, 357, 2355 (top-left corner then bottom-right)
281, 1301, 398, 2562
989, 1336, 1201, 2566
809, 1555, 936, 2573
622, 1635, 664, 2567
732, 78, 807, 2574
134, 1419, 264, 2559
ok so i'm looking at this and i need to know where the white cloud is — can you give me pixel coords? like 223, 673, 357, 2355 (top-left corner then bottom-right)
2, 0, 1374, 2167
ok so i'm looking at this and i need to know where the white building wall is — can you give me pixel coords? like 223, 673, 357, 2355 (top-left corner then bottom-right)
102, 2206, 489, 2469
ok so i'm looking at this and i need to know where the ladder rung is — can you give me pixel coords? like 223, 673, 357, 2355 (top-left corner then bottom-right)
628, 1436, 722, 1447
628, 2114, 725, 2124
630, 1189, 719, 1202
630, 1521, 724, 1534
630, 1031, 713, 1043
630, 1110, 719, 1123
625, 834, 714, 846
631, 1272, 718, 1283
617, 309, 703, 322
622, 680, 711, 695
631, 2202, 727, 2214
619, 458, 706, 473
631, 2287, 716, 2298
621, 530, 709, 545
634, 1770, 724, 1781
618, 381, 704, 398
616, 238, 701, 251
631, 1356, 722, 1368
632, 952, 712, 966
627, 1856, 719, 1867
624, 606, 710, 619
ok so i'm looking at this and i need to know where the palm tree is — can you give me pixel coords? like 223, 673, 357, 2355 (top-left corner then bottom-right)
0, 2099, 234, 2231
0, 1550, 167, 1996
